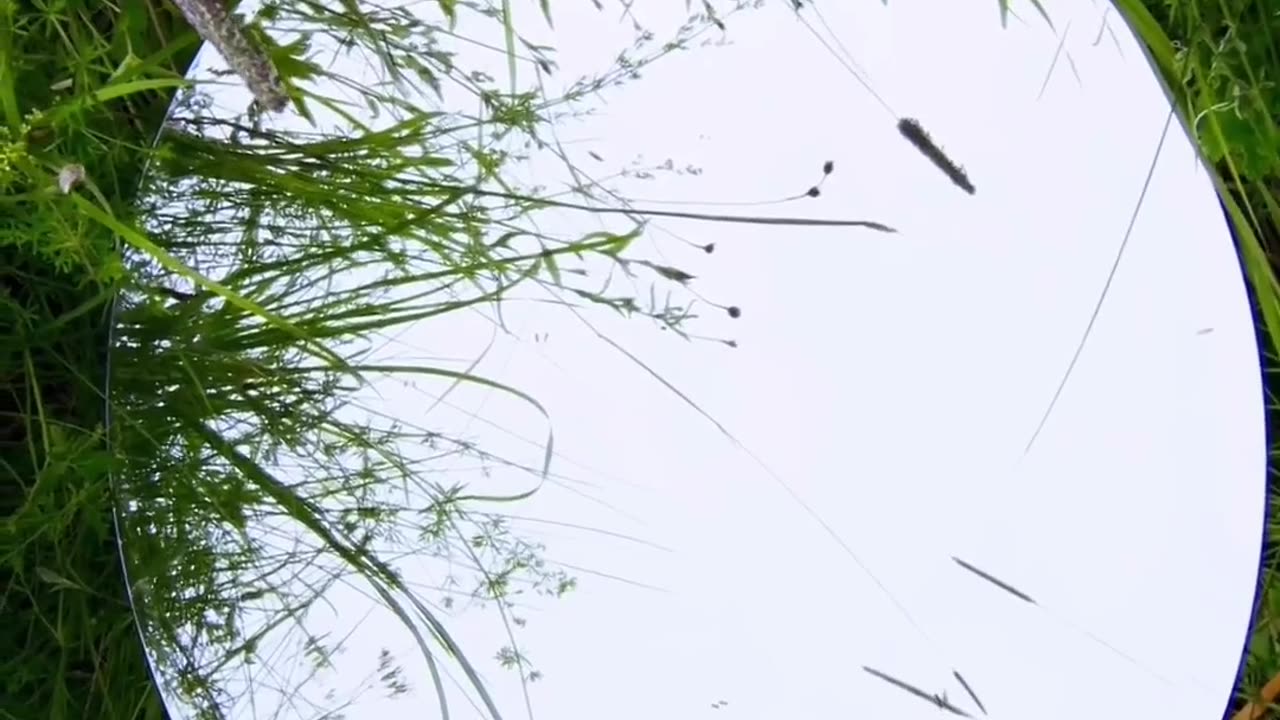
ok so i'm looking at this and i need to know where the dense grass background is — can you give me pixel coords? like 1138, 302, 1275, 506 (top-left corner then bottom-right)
1, 1, 205, 716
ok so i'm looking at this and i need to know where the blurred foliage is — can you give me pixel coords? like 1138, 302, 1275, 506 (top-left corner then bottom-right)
1144, 1, 1280, 181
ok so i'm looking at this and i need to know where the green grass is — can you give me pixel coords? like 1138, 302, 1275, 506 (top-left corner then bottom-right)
0, 0, 754, 717
1, 1, 209, 716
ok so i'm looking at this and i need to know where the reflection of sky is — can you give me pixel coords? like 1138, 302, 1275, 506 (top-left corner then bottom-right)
173, 1, 1264, 718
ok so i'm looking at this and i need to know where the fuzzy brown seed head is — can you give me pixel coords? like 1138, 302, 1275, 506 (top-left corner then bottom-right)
897, 118, 974, 195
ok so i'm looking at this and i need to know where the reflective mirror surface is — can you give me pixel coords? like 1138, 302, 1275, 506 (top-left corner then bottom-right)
129, 2, 1265, 719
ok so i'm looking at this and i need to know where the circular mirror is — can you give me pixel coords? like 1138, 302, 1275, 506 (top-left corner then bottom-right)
109, 1, 1266, 719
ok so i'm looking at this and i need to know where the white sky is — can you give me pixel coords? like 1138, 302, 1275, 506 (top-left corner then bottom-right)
169, 1, 1266, 719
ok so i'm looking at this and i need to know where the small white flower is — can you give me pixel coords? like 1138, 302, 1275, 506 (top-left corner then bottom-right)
58, 164, 85, 194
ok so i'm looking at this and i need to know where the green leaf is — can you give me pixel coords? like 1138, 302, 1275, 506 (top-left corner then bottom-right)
652, 265, 695, 283
439, 0, 458, 25
36, 567, 79, 591
1027, 0, 1054, 30
0, 4, 21, 131
502, 0, 517, 95
995, 0, 1052, 30
590, 227, 642, 257
93, 77, 188, 103
542, 250, 563, 286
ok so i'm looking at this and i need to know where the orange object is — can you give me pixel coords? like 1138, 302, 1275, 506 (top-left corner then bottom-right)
1234, 670, 1280, 720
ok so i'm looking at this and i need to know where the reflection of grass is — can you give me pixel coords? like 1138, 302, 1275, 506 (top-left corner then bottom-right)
0, 1, 759, 717
1016, 0, 1280, 715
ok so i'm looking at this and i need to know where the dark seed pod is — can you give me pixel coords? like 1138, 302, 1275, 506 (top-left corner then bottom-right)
727, 306, 741, 319
805, 186, 821, 198
822, 160, 834, 175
